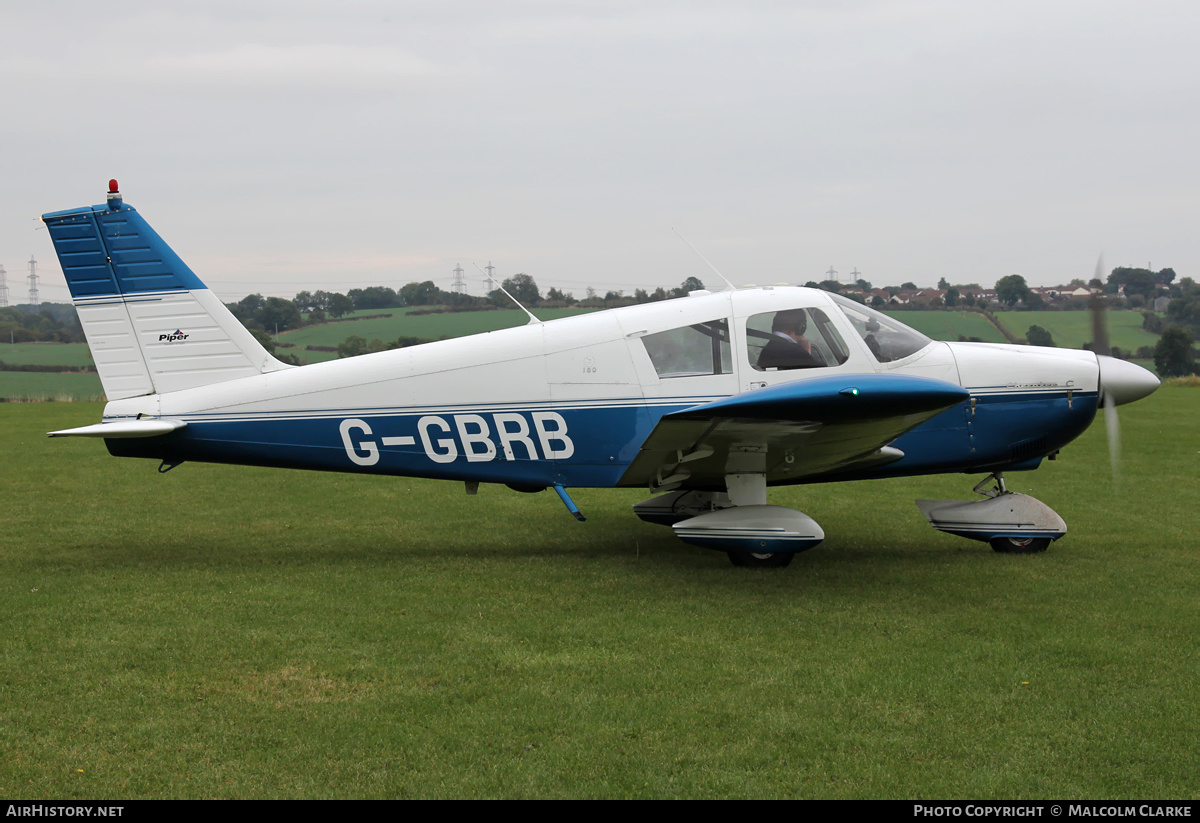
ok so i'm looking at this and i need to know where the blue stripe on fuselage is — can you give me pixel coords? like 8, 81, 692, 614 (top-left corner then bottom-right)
825, 389, 1099, 481
106, 403, 667, 488
104, 390, 1099, 486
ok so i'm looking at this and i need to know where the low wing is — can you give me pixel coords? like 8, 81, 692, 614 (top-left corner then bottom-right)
618, 374, 969, 489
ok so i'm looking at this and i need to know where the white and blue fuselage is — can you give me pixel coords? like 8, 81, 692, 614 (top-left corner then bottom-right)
42, 185, 1160, 562
94, 288, 1101, 488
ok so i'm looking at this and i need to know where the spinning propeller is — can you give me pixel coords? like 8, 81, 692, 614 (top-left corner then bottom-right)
1090, 254, 1160, 483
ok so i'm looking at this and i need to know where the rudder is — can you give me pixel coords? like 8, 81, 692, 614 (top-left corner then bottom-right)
42, 182, 290, 400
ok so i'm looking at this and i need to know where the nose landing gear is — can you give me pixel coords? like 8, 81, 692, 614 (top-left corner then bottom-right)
916, 472, 1067, 552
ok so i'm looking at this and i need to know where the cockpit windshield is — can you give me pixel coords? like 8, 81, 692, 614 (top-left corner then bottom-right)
828, 293, 932, 363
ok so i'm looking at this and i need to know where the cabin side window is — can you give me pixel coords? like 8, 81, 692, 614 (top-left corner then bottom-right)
641, 319, 732, 378
746, 308, 849, 371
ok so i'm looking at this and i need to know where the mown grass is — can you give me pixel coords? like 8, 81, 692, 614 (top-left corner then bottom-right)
1, 389, 1197, 799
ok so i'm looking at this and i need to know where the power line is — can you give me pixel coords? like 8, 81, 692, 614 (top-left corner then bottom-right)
25, 264, 701, 302
27, 256, 39, 306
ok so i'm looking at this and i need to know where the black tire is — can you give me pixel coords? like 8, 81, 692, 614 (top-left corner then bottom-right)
990, 536, 1051, 554
727, 551, 795, 568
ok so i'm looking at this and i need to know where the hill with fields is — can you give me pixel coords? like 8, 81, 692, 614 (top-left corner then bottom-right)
880, 311, 1008, 344
0, 305, 1171, 399
279, 307, 599, 363
990, 310, 1160, 353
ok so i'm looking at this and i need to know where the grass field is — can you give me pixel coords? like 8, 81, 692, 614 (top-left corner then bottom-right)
0, 343, 95, 368
1, 390, 1197, 799
292, 308, 1009, 353
285, 307, 1006, 366
881, 311, 1008, 343
283, 308, 598, 353
0, 371, 104, 402
279, 308, 600, 365
992, 310, 1161, 353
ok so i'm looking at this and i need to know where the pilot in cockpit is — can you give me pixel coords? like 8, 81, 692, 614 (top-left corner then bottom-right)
756, 309, 826, 369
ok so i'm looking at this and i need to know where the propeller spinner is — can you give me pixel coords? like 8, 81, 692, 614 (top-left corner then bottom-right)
1097, 355, 1160, 407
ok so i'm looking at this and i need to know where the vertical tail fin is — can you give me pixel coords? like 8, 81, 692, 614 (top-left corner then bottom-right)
42, 182, 290, 400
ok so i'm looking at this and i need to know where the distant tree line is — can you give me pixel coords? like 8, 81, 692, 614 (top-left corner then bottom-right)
219, 275, 714, 363
335, 335, 439, 358
1155, 276, 1200, 376
1107, 267, 1175, 302
0, 304, 85, 344
1164, 277, 1200, 336
225, 275, 712, 334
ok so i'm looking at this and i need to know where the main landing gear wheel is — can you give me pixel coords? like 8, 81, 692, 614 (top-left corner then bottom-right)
989, 536, 1051, 554
727, 551, 795, 568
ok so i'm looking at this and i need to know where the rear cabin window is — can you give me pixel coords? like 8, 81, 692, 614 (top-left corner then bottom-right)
746, 308, 849, 371
641, 319, 732, 378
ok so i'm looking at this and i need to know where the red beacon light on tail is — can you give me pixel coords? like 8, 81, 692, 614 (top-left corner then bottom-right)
106, 178, 122, 210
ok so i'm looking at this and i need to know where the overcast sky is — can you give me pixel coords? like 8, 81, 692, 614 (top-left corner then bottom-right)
3, 0, 1197, 304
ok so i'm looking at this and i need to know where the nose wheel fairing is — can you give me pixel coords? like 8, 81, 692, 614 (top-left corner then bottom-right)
916, 494, 1067, 544
916, 473, 1067, 546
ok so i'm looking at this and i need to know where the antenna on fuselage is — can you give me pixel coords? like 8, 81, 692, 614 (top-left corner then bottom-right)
475, 261, 541, 325
671, 229, 736, 291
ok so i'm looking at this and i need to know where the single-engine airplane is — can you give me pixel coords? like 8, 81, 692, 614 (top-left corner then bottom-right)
42, 181, 1161, 567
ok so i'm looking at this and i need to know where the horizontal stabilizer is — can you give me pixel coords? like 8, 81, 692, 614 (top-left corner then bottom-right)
48, 419, 186, 438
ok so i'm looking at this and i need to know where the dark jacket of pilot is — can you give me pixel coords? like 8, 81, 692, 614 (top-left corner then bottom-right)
757, 332, 825, 369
